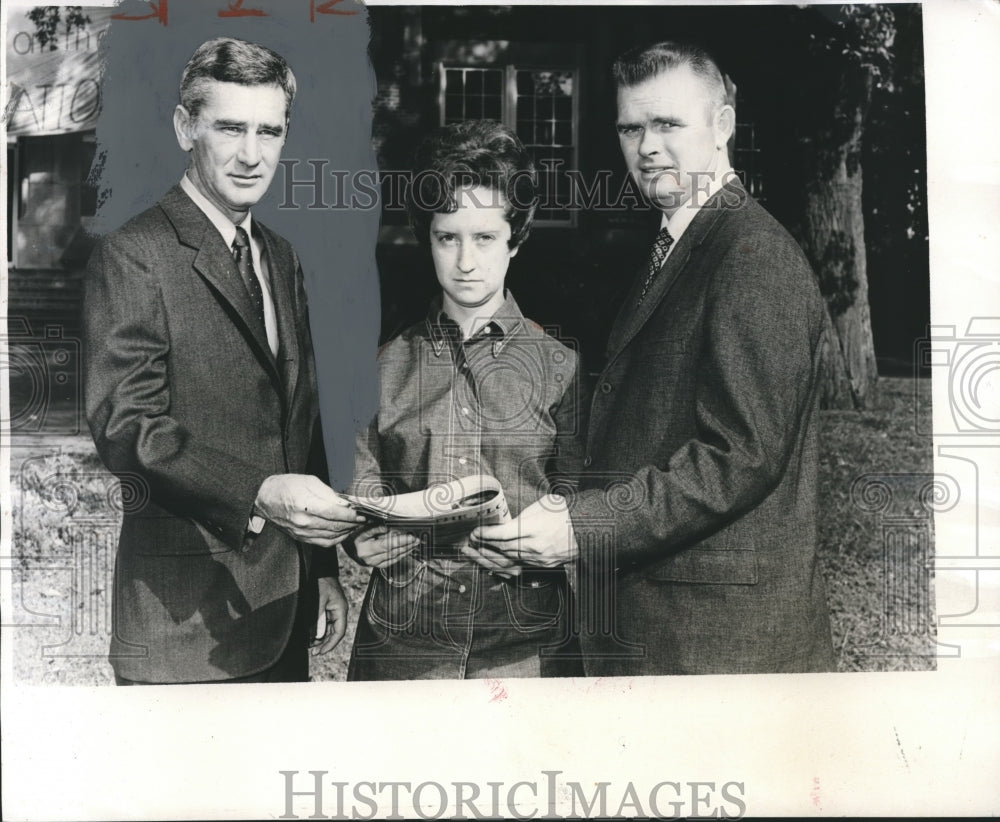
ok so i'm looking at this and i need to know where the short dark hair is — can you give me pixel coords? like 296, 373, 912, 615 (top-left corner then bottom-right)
612, 41, 728, 113
179, 37, 296, 123
407, 120, 538, 250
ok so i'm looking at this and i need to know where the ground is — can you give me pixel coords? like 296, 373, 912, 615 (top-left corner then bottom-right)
8, 377, 934, 684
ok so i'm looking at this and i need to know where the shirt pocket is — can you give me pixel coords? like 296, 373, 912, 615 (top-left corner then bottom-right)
501, 573, 565, 633
366, 557, 431, 630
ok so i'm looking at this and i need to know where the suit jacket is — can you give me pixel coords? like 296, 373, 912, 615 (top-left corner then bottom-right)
570, 179, 835, 675
84, 185, 337, 683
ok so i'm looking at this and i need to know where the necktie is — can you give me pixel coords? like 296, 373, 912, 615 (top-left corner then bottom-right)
637, 227, 674, 306
232, 225, 265, 328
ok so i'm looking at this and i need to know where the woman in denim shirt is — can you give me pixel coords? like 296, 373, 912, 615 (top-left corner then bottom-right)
346, 121, 583, 680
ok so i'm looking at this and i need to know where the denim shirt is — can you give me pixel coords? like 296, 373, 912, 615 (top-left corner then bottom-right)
353, 290, 583, 525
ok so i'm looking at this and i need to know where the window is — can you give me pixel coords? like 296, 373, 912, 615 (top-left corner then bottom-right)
439, 64, 578, 227
734, 121, 765, 204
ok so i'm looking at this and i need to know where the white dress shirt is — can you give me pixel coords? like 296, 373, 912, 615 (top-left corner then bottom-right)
180, 173, 279, 357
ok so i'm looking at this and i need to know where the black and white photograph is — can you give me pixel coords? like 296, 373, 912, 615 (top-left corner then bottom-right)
2, 0, 998, 818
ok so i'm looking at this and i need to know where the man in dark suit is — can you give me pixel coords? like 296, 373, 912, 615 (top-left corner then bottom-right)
471, 41, 835, 675
84, 37, 363, 684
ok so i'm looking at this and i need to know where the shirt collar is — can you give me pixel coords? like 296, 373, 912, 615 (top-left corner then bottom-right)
425, 290, 526, 357
660, 163, 735, 242
180, 172, 253, 248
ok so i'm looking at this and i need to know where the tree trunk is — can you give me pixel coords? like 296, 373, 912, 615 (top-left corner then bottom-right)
797, 70, 879, 410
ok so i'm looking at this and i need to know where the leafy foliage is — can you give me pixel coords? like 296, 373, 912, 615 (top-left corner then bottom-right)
26, 5, 91, 51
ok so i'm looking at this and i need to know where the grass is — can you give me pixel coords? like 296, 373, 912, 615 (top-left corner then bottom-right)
818, 377, 935, 671
8, 376, 934, 683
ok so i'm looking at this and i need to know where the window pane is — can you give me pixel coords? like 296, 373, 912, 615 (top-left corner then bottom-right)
533, 71, 554, 94
466, 70, 484, 95
445, 95, 463, 121
483, 95, 502, 120
554, 121, 572, 146
442, 68, 504, 125
516, 70, 534, 96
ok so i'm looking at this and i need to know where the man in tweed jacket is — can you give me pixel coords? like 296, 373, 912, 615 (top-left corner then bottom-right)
471, 41, 835, 675
84, 38, 361, 684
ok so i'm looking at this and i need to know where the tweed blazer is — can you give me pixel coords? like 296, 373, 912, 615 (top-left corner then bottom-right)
570, 180, 835, 675
84, 185, 335, 683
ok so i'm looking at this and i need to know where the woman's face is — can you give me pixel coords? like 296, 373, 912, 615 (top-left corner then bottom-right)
429, 185, 518, 318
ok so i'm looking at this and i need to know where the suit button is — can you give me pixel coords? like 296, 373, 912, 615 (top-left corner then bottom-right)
583, 456, 593, 467
601, 382, 612, 394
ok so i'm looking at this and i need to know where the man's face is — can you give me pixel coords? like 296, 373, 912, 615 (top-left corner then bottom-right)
616, 65, 732, 217
430, 186, 518, 318
174, 81, 288, 222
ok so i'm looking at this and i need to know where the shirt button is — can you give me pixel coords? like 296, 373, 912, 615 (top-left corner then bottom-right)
458, 584, 467, 593
458, 457, 467, 465
583, 455, 593, 467
601, 382, 613, 394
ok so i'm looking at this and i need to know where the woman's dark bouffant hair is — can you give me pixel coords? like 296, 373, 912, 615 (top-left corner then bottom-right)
407, 120, 538, 249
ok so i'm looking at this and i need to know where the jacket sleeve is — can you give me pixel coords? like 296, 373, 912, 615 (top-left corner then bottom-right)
294, 250, 342, 579
568, 230, 824, 569
306, 413, 341, 579
547, 352, 587, 489
84, 233, 270, 552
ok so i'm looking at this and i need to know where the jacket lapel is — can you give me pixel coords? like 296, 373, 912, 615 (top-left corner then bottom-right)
159, 185, 282, 391
258, 226, 301, 414
605, 180, 743, 363
606, 239, 691, 358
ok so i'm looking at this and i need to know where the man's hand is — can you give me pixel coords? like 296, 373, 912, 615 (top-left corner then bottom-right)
470, 495, 579, 569
459, 541, 521, 578
353, 524, 422, 567
312, 576, 348, 656
254, 474, 367, 547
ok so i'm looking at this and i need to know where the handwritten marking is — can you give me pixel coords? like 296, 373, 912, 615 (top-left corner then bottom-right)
311, 0, 359, 21
108, 0, 359, 25
111, 0, 168, 25
218, 0, 268, 18
485, 677, 508, 703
